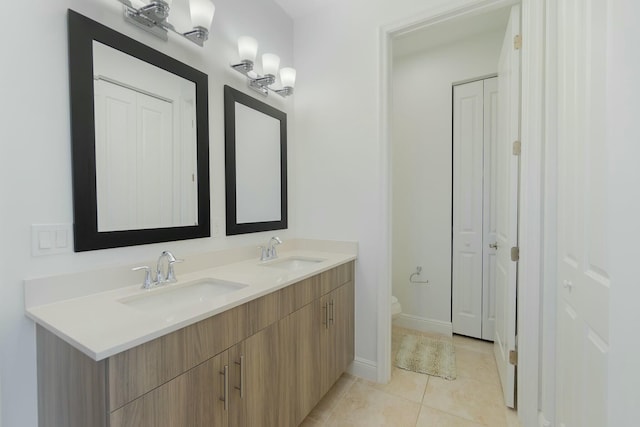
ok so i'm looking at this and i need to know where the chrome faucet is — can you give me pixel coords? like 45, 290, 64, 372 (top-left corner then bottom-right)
259, 236, 282, 261
132, 250, 183, 289
156, 250, 181, 284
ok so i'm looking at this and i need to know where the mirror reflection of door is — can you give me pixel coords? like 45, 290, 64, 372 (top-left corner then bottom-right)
92, 41, 198, 232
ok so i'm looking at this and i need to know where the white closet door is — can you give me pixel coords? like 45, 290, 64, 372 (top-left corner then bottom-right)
482, 77, 498, 341
494, 4, 520, 409
94, 79, 138, 232
94, 80, 174, 232
178, 98, 198, 225
555, 0, 609, 425
452, 80, 484, 339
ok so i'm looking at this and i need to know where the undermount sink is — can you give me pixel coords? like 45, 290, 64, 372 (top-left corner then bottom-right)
262, 256, 325, 272
119, 279, 248, 314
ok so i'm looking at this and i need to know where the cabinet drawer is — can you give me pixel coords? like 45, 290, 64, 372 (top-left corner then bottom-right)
320, 261, 354, 295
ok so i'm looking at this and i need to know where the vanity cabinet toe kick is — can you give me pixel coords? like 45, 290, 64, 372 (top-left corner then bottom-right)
36, 261, 355, 427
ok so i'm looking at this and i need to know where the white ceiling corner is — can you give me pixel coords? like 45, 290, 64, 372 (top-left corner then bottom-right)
273, 0, 327, 19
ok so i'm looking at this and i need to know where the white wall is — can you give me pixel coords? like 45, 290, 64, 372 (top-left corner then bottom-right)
0, 1, 293, 425
391, 30, 503, 330
607, 0, 640, 424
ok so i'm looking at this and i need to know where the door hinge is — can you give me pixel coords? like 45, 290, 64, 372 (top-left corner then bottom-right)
512, 140, 521, 156
509, 350, 518, 365
510, 246, 520, 262
514, 34, 522, 50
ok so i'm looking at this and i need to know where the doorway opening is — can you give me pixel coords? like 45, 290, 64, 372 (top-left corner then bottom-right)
380, 1, 548, 425
386, 0, 521, 412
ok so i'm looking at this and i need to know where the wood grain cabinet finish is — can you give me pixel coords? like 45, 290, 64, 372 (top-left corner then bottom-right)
110, 350, 229, 427
36, 261, 354, 427
320, 281, 355, 395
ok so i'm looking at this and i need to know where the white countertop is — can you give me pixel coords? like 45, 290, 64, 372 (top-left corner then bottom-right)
25, 242, 357, 361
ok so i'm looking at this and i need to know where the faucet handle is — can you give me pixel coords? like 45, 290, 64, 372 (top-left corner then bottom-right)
166, 258, 184, 283
259, 246, 269, 261
132, 266, 153, 289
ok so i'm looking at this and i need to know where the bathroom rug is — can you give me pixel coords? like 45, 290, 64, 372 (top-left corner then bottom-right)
395, 334, 457, 380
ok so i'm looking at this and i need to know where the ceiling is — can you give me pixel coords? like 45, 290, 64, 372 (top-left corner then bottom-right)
271, 3, 511, 58
273, 0, 328, 19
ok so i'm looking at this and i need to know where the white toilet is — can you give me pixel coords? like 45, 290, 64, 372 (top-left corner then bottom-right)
391, 295, 402, 319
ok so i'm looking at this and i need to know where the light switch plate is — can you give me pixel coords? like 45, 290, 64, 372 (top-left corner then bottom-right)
32, 224, 73, 256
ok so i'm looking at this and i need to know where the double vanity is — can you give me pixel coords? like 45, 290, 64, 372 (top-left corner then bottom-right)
37, 9, 354, 427
26, 240, 357, 427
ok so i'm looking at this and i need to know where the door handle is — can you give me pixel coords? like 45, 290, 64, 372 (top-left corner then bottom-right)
562, 280, 574, 292
489, 242, 498, 249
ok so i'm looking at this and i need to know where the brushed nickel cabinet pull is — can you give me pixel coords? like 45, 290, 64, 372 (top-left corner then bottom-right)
329, 299, 335, 326
220, 365, 229, 411
234, 355, 245, 398
324, 302, 329, 329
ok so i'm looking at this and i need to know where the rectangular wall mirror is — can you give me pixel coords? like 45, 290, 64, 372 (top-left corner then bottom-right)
224, 85, 287, 235
68, 10, 210, 251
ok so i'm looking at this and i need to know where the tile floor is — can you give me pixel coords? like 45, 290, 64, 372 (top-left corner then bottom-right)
300, 327, 522, 427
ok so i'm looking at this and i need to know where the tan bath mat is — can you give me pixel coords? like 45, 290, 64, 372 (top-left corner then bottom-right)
395, 334, 457, 380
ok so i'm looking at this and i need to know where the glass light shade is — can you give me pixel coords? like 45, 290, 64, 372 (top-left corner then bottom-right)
130, 0, 149, 7
189, 0, 215, 29
279, 67, 296, 88
238, 36, 258, 63
262, 53, 280, 77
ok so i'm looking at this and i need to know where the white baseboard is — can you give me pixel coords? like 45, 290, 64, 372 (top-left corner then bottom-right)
393, 313, 453, 337
347, 356, 377, 382
538, 412, 551, 427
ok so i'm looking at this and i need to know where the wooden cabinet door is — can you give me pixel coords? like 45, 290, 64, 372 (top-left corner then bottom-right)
109, 350, 228, 427
319, 291, 337, 394
230, 321, 295, 427
189, 350, 229, 427
320, 281, 355, 394
334, 281, 355, 375
290, 301, 322, 425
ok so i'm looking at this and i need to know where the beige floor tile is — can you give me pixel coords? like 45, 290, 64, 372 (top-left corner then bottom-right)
299, 415, 325, 427
423, 376, 506, 427
505, 408, 522, 427
416, 405, 486, 427
454, 347, 501, 387
361, 367, 429, 403
325, 381, 421, 427
307, 374, 357, 422
306, 328, 511, 427
453, 334, 494, 355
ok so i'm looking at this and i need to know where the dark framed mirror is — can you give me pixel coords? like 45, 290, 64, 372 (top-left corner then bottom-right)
224, 85, 287, 235
68, 10, 210, 251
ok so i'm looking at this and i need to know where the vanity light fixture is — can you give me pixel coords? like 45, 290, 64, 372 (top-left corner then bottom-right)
230, 36, 296, 97
118, 0, 215, 47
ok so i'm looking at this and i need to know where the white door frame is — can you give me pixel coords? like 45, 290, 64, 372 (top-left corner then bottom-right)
378, 0, 550, 425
